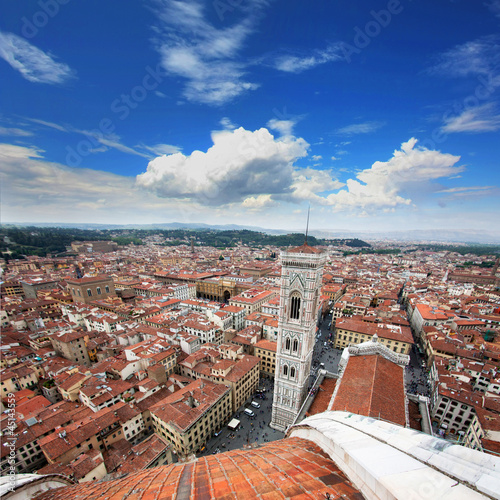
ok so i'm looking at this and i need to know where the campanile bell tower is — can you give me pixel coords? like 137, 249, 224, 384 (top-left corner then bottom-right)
270, 242, 326, 432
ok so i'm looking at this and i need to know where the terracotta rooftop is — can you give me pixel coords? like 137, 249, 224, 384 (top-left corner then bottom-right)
330, 354, 407, 426
307, 378, 337, 416
34, 437, 363, 500
287, 243, 323, 254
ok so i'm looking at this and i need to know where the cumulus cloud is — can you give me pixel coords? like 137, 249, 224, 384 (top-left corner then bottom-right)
290, 168, 344, 203
153, 0, 264, 104
441, 103, 500, 133
136, 126, 309, 205
325, 138, 464, 211
242, 194, 275, 209
0, 31, 74, 84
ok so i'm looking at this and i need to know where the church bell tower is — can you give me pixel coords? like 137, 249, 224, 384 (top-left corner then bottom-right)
270, 242, 326, 432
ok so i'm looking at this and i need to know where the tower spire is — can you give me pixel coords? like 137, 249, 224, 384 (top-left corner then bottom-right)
305, 205, 310, 245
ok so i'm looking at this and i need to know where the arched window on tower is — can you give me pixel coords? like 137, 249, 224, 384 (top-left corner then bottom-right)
283, 365, 288, 376
289, 292, 302, 320
290, 367, 296, 378
292, 339, 298, 353
285, 337, 291, 350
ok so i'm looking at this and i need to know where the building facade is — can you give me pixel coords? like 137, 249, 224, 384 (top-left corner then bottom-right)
270, 243, 326, 432
66, 275, 115, 305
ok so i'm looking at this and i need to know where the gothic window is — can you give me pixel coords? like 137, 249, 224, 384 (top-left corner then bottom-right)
292, 339, 298, 353
289, 292, 302, 320
285, 337, 291, 350
283, 365, 288, 376
290, 367, 296, 378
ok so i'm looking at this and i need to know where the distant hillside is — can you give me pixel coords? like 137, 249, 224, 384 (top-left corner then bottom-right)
0, 226, 370, 259
3, 221, 499, 244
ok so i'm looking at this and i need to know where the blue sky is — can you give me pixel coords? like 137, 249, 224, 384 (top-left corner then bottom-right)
1, 0, 499, 237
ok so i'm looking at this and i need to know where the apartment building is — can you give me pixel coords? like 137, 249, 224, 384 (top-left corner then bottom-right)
334, 317, 413, 354
254, 339, 277, 379
66, 275, 115, 305
221, 305, 245, 331
123, 338, 177, 380
38, 402, 143, 465
431, 384, 478, 437
150, 379, 232, 457
229, 289, 275, 315
79, 378, 134, 413
0, 400, 76, 474
21, 277, 60, 299
178, 347, 260, 412
463, 406, 500, 454
49, 329, 91, 366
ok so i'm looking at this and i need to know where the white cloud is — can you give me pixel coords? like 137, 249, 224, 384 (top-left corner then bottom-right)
273, 44, 344, 73
0, 143, 43, 160
436, 185, 497, 198
290, 168, 344, 204
136, 126, 309, 205
437, 186, 494, 194
220, 117, 237, 130
267, 118, 298, 137
336, 121, 385, 135
426, 35, 500, 92
0, 142, 191, 224
312, 155, 322, 161
441, 103, 500, 133
325, 138, 464, 211
0, 31, 74, 84
153, 0, 264, 105
139, 143, 182, 156
428, 35, 500, 78
0, 126, 33, 137
27, 117, 151, 159
242, 194, 275, 209
27, 117, 70, 132
91, 134, 150, 159
331, 156, 340, 161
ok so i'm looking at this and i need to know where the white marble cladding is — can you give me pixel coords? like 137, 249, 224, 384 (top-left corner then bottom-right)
288, 411, 500, 500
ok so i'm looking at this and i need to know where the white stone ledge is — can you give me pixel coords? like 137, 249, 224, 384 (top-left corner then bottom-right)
288, 411, 500, 500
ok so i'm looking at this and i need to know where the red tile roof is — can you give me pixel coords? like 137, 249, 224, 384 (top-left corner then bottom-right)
287, 243, 323, 254
34, 437, 363, 500
330, 354, 407, 426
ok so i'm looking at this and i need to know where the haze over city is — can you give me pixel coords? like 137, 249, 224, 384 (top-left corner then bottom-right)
1, 0, 500, 237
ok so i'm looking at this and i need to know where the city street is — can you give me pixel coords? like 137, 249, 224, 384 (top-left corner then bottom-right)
405, 344, 431, 397
309, 312, 343, 388
198, 377, 285, 457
